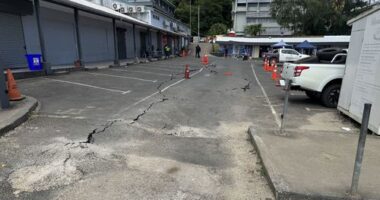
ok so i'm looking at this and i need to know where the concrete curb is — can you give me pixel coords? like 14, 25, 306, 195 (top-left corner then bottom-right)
0, 96, 38, 137
248, 127, 350, 200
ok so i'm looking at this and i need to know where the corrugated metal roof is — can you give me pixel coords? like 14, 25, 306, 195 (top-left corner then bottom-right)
215, 35, 351, 45
48, 0, 188, 36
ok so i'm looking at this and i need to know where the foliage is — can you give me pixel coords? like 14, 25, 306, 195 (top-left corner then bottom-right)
211, 43, 220, 53
208, 23, 228, 35
171, 0, 232, 36
244, 24, 265, 36
270, 0, 369, 35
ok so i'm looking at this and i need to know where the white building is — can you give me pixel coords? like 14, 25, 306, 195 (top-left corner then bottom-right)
231, 0, 292, 36
88, 0, 190, 56
0, 0, 190, 73
215, 35, 350, 58
361, 0, 380, 5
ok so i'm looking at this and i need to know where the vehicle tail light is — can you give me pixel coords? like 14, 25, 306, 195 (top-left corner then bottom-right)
294, 66, 309, 77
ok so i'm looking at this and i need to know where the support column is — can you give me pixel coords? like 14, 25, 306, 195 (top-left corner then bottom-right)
147, 28, 152, 59
0, 65, 9, 109
33, 0, 52, 75
112, 18, 119, 66
133, 24, 137, 60
74, 8, 83, 67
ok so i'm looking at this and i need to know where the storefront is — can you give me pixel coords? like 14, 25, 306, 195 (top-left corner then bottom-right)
0, 0, 33, 69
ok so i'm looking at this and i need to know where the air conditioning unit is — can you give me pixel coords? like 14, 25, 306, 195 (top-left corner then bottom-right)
119, 5, 126, 13
102, 0, 113, 8
126, 6, 135, 13
163, 20, 169, 27
112, 3, 121, 10
135, 6, 145, 13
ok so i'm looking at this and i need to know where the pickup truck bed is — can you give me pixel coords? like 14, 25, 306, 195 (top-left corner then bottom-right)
281, 54, 347, 107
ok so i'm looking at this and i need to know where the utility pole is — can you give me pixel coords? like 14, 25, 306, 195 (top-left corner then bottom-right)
197, 6, 200, 41
189, 0, 192, 37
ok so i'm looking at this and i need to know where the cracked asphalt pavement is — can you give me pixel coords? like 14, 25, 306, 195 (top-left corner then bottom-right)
0, 56, 275, 199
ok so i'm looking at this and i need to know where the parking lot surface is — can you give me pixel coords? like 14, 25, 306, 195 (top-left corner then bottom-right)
0, 57, 277, 199
1, 56, 367, 199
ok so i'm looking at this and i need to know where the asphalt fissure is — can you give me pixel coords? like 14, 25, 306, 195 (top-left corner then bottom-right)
81, 120, 119, 144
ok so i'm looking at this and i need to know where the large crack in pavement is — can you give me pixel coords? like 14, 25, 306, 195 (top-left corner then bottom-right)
129, 72, 179, 124
81, 120, 121, 144
241, 79, 251, 92
130, 97, 169, 124
78, 64, 203, 144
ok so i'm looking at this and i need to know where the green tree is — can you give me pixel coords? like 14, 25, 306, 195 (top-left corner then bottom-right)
244, 24, 265, 36
208, 23, 228, 35
172, 0, 232, 36
270, 0, 369, 35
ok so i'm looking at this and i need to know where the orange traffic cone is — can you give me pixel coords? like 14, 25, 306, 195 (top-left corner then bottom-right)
6, 69, 24, 101
269, 60, 275, 72
271, 64, 279, 81
263, 58, 267, 70
264, 59, 270, 72
204, 55, 209, 65
184, 64, 190, 79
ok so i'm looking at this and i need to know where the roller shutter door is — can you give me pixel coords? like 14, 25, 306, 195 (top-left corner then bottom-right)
42, 7, 78, 66
0, 12, 27, 69
80, 17, 114, 63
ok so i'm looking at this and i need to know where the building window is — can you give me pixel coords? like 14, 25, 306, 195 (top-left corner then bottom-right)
247, 18, 256, 23
153, 14, 160, 20
237, 3, 246, 7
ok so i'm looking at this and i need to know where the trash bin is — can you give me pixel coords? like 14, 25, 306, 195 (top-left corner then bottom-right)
25, 54, 42, 71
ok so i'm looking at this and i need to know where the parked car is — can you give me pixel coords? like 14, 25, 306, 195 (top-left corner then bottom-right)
265, 48, 309, 63
281, 50, 347, 108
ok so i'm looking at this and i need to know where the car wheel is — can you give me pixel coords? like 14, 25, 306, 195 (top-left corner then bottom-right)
305, 91, 320, 100
321, 84, 341, 108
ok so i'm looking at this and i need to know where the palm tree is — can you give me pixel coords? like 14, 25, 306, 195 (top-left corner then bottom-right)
244, 24, 265, 36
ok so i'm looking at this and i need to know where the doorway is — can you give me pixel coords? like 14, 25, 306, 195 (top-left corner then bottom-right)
140, 32, 147, 57
117, 28, 127, 60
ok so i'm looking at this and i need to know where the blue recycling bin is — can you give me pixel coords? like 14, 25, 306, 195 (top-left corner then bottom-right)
25, 54, 43, 71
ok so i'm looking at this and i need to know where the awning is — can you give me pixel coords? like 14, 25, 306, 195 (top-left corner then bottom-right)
295, 40, 316, 49
271, 40, 292, 48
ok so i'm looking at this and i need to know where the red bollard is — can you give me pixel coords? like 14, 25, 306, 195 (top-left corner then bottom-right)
184, 64, 190, 79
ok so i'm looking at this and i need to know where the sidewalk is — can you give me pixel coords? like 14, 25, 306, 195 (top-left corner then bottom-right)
0, 96, 38, 136
248, 60, 380, 199
249, 127, 380, 200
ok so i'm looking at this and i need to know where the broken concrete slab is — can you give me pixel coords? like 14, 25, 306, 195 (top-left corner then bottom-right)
0, 96, 38, 136
248, 127, 380, 200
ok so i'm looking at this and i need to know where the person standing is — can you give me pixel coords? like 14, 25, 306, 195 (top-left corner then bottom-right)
195, 45, 201, 58
164, 44, 171, 59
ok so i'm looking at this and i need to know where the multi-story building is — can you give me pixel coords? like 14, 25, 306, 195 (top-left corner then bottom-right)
232, 0, 292, 36
0, 0, 190, 73
95, 0, 190, 35
86, 0, 190, 57
361, 0, 380, 5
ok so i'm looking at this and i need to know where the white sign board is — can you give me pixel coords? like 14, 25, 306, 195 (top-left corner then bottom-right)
348, 10, 380, 134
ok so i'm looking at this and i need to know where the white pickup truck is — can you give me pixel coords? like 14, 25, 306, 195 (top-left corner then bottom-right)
281, 52, 347, 108
266, 48, 310, 63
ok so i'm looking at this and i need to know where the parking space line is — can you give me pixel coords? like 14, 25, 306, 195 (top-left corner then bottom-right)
131, 65, 180, 72
131, 65, 181, 72
110, 68, 172, 77
114, 67, 204, 116
44, 78, 131, 94
250, 63, 281, 127
305, 107, 334, 112
136, 64, 186, 70
86, 72, 157, 83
